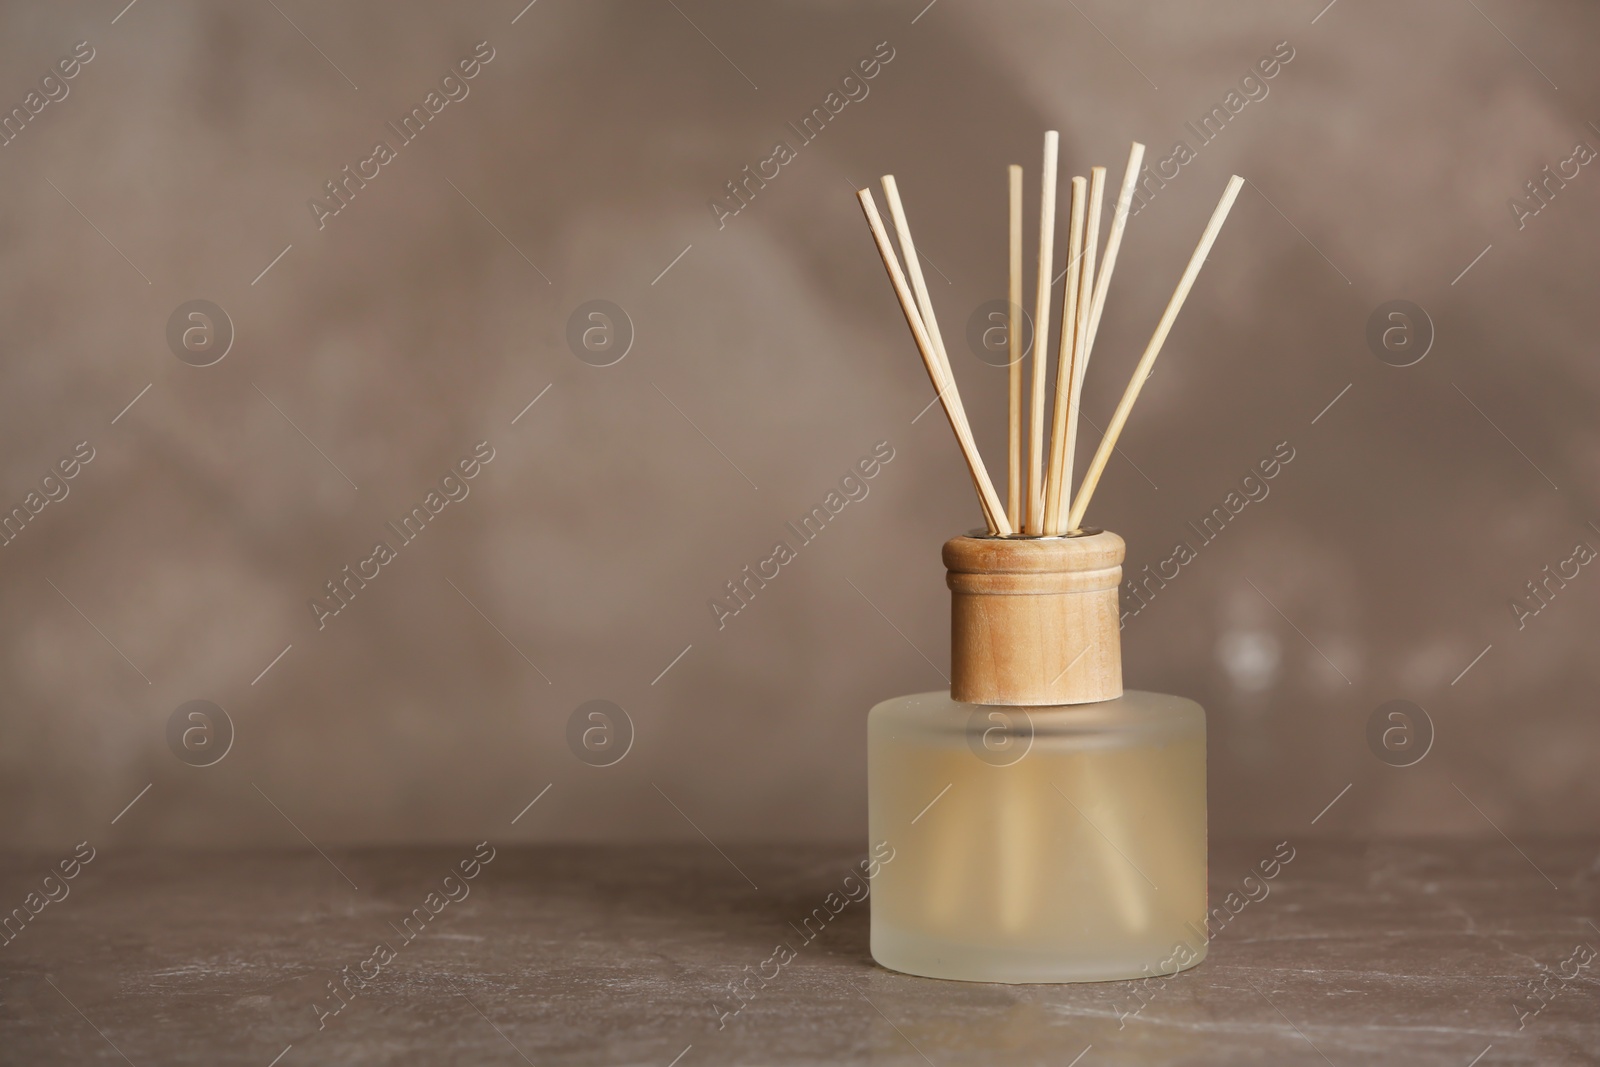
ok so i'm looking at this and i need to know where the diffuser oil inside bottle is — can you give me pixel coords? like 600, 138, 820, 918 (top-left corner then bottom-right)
868, 689, 1207, 984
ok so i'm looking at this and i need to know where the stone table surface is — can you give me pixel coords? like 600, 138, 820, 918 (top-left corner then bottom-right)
2, 841, 1597, 1066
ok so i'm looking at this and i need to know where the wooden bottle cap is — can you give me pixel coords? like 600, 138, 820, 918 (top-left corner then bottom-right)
944, 530, 1124, 706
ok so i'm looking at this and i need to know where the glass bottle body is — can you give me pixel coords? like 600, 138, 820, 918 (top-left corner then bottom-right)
867, 689, 1207, 983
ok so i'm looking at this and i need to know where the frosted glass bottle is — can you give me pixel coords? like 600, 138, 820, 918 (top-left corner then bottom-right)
868, 689, 1206, 983
866, 531, 1209, 983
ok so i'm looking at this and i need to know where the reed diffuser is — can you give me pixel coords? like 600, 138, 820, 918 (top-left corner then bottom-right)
858, 135, 1242, 983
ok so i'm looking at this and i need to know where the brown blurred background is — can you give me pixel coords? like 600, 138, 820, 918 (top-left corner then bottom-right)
2, 0, 1596, 851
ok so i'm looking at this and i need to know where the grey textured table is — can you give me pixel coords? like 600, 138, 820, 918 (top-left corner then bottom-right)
3, 842, 1597, 1065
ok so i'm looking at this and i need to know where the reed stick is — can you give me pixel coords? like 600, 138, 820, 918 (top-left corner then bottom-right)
1006, 164, 1024, 533
1025, 131, 1060, 534
880, 174, 1003, 536
858, 188, 1012, 535
881, 176, 957, 390
1067, 175, 1245, 530
1055, 166, 1104, 533
1042, 176, 1086, 535
1082, 142, 1146, 360
881, 175, 1002, 533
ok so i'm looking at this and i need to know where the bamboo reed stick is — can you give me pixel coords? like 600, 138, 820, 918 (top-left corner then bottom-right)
858, 188, 1012, 535
1007, 164, 1024, 533
1067, 175, 1245, 531
1042, 176, 1086, 535
1025, 131, 1059, 534
1056, 166, 1104, 534
880, 176, 1002, 536
880, 178, 950, 379
1081, 142, 1146, 360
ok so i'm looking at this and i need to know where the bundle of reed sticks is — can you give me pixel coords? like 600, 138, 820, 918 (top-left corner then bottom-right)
858, 135, 1243, 537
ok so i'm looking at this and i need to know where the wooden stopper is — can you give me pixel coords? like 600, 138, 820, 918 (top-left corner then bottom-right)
945, 530, 1124, 706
